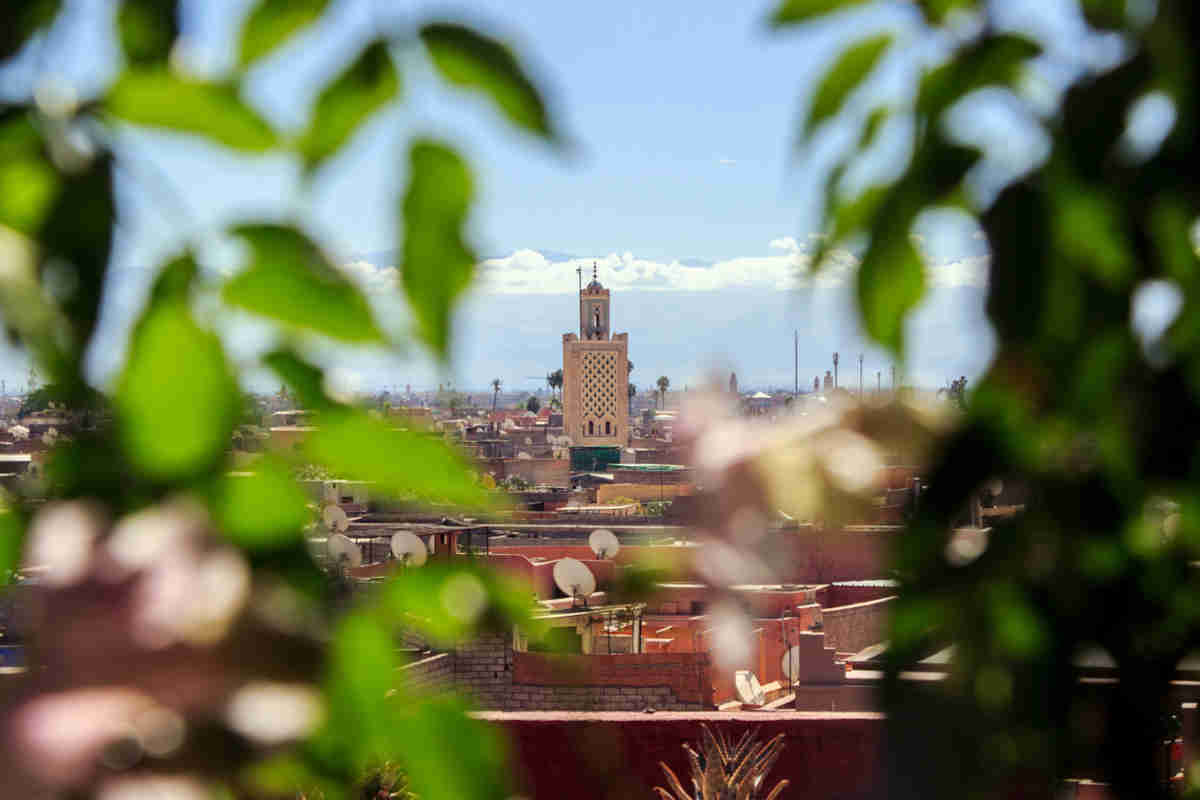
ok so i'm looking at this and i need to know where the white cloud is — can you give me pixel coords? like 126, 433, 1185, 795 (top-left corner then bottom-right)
718, 158, 737, 166
341, 241, 989, 296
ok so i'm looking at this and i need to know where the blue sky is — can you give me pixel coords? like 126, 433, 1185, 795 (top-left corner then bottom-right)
1, 0, 1161, 394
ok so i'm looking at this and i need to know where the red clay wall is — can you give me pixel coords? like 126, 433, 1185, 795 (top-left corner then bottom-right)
478, 711, 886, 800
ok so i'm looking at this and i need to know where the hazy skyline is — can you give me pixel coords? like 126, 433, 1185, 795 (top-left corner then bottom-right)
0, 0, 1119, 394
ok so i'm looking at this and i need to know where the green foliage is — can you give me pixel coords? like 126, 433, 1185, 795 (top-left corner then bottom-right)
210, 457, 311, 550
420, 23, 558, 142
305, 412, 489, 507
224, 225, 385, 343
117, 0, 177, 66
17, 383, 105, 417
782, 1, 1200, 795
0, 1, 61, 61
805, 34, 891, 134
106, 69, 277, 151
770, 0, 872, 26
299, 40, 399, 171
115, 257, 238, 482
1, 6, 562, 795
401, 140, 476, 358
237, 0, 330, 69
525, 395, 540, 413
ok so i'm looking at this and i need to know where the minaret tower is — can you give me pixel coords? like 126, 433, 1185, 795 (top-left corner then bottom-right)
562, 263, 630, 449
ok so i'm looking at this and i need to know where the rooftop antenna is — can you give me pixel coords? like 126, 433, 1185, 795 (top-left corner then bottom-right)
589, 529, 620, 560
553, 557, 596, 608
326, 533, 362, 571
390, 531, 428, 568
322, 505, 349, 534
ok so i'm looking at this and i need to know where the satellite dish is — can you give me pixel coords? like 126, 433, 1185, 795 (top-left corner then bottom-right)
781, 645, 803, 681
326, 533, 362, 568
323, 505, 348, 533
390, 532, 428, 567
553, 557, 596, 602
735, 670, 766, 706
589, 529, 620, 559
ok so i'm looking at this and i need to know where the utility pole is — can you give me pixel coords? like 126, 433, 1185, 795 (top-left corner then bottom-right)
793, 330, 798, 396
877, 371, 881, 393
832, 352, 839, 389
891, 364, 896, 393
858, 353, 864, 398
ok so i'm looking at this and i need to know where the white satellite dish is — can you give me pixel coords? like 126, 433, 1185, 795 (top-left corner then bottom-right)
589, 529, 620, 559
323, 505, 348, 533
553, 557, 596, 601
390, 531, 428, 567
781, 645, 803, 682
326, 533, 362, 569
734, 670, 766, 706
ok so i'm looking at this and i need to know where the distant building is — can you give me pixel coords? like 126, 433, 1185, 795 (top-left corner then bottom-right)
729, 372, 738, 395
562, 265, 629, 447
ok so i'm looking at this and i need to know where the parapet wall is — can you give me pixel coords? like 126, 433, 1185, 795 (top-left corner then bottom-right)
478, 711, 886, 800
822, 596, 895, 654
512, 651, 712, 709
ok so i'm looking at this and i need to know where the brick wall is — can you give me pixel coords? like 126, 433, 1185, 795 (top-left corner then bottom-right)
453, 632, 514, 709
821, 596, 895, 654
511, 651, 712, 709
606, 466, 691, 485
502, 458, 570, 488
399, 652, 453, 695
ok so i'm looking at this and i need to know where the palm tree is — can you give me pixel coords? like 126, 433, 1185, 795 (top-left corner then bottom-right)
654, 725, 788, 800
491, 378, 502, 412
546, 368, 563, 399
656, 375, 670, 409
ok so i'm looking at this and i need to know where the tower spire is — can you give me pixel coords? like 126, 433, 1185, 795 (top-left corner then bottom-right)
593, 261, 598, 282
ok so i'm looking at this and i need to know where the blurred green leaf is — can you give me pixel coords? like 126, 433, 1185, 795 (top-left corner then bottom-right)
1150, 196, 1198, 284
919, 0, 977, 23
115, 257, 238, 481
1051, 174, 1133, 288
237, 0, 329, 69
770, 0, 871, 25
0, 509, 24, 584
399, 695, 510, 800
829, 183, 888, 245
305, 412, 489, 506
0, 111, 58, 236
263, 349, 335, 412
858, 106, 890, 150
419, 23, 557, 141
987, 583, 1047, 658
806, 34, 892, 134
211, 456, 311, 550
106, 69, 277, 151
857, 222, 925, 352
325, 613, 398, 763
1, 0, 61, 61
243, 754, 346, 800
299, 41, 399, 171
374, 562, 539, 647
917, 34, 1041, 119
224, 225, 385, 343
401, 140, 476, 359
35, 154, 116, 386
118, 0, 178, 66
1079, 0, 1130, 30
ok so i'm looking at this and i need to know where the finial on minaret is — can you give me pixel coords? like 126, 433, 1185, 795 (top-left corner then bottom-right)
593, 261, 598, 282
